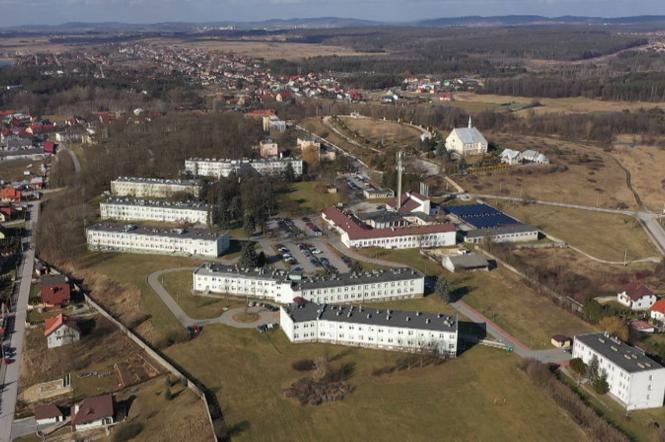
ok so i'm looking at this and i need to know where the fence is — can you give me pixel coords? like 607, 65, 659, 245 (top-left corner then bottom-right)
37, 259, 221, 441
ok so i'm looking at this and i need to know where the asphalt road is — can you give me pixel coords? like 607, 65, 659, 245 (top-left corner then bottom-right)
147, 267, 276, 329
11, 417, 36, 439
0, 203, 39, 442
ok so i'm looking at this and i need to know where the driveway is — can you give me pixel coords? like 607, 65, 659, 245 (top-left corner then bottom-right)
147, 268, 277, 329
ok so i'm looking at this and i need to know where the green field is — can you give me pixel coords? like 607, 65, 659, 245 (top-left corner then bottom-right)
161, 270, 247, 319
279, 181, 343, 214
77, 252, 204, 337
356, 248, 594, 349
166, 325, 588, 442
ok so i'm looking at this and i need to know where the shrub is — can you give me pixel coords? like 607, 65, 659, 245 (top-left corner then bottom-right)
113, 422, 144, 442
164, 388, 174, 400
291, 359, 316, 372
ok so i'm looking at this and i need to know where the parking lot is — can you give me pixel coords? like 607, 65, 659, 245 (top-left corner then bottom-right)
270, 237, 352, 275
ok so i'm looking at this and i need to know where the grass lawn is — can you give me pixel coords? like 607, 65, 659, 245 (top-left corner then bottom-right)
279, 181, 343, 214
77, 252, 204, 336
560, 369, 665, 442
166, 326, 587, 441
160, 270, 248, 319
497, 202, 658, 261
356, 248, 595, 349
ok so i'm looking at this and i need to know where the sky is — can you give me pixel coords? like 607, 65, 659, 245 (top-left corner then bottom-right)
1, 0, 665, 27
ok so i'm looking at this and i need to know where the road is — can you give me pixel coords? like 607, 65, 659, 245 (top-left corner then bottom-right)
11, 417, 36, 439
468, 193, 665, 256
60, 145, 81, 175
0, 203, 39, 442
147, 268, 277, 329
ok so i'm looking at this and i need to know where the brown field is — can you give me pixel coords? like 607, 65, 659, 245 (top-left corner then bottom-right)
496, 202, 659, 261
453, 92, 665, 116
511, 248, 665, 301
145, 38, 375, 60
337, 116, 423, 150
458, 134, 637, 209
115, 376, 212, 442
0, 37, 74, 54
0, 158, 49, 182
610, 142, 665, 212
18, 316, 164, 414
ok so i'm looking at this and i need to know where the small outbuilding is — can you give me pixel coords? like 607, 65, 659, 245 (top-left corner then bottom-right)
442, 253, 490, 273
550, 335, 573, 348
34, 404, 65, 427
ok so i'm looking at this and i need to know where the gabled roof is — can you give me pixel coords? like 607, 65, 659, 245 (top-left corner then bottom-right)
620, 282, 655, 301
34, 404, 64, 420
44, 314, 77, 337
651, 299, 665, 314
72, 394, 114, 425
449, 127, 487, 145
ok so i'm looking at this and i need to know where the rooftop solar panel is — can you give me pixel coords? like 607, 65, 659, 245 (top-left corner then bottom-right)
445, 204, 520, 229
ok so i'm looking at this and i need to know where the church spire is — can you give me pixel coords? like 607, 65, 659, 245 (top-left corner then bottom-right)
468, 116, 473, 128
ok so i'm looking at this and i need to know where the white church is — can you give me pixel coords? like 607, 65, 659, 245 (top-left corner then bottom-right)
445, 117, 488, 157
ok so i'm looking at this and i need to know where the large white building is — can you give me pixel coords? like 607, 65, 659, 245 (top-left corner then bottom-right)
322, 207, 457, 249
281, 300, 458, 357
86, 223, 229, 258
193, 264, 425, 304
184, 157, 303, 179
110, 177, 202, 199
445, 117, 488, 156
100, 197, 210, 225
573, 333, 665, 410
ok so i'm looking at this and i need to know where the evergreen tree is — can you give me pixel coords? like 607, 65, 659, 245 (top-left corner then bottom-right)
239, 242, 258, 268
435, 278, 453, 303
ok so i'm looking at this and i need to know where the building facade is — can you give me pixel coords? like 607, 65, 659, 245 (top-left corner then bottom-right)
193, 264, 425, 304
322, 207, 457, 249
185, 157, 303, 179
100, 197, 210, 224
110, 177, 201, 199
445, 118, 488, 156
86, 223, 229, 258
464, 224, 540, 244
573, 333, 665, 410
281, 300, 458, 356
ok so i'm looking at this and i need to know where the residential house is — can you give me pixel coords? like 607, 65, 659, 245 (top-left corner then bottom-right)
258, 139, 279, 158
519, 150, 550, 165
41, 274, 71, 307
44, 314, 80, 349
34, 404, 66, 427
499, 149, 521, 165
71, 394, 115, 431
650, 300, 665, 323
0, 187, 21, 202
617, 282, 658, 311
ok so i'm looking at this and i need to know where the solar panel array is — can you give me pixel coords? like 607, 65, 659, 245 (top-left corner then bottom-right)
445, 204, 521, 229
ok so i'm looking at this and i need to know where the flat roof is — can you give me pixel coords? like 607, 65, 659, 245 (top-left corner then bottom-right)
112, 176, 201, 186
576, 333, 663, 374
194, 264, 423, 289
87, 222, 223, 241
102, 197, 209, 211
186, 157, 301, 164
465, 224, 538, 238
284, 301, 457, 332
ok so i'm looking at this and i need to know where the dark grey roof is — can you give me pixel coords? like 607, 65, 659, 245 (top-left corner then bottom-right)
357, 211, 404, 223
193, 264, 423, 290
445, 253, 489, 269
284, 301, 457, 332
112, 177, 201, 186
194, 263, 288, 280
102, 197, 209, 211
575, 333, 663, 373
296, 268, 423, 290
40, 274, 68, 287
87, 222, 223, 240
465, 224, 539, 238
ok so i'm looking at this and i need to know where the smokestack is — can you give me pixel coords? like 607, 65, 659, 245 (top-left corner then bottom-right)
396, 151, 403, 210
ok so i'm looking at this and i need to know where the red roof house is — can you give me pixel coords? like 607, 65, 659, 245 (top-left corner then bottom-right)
40, 274, 71, 306
71, 394, 115, 430
43, 140, 57, 154
0, 187, 22, 202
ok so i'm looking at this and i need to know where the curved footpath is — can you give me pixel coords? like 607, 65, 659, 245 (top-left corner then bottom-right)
147, 268, 277, 329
